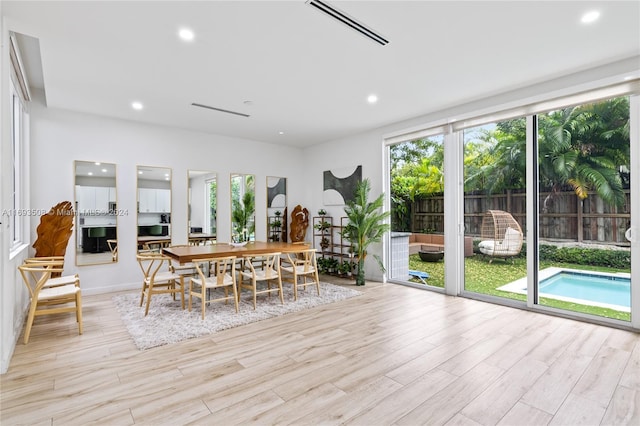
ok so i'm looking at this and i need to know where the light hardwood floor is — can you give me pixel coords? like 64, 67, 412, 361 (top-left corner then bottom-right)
1, 277, 639, 425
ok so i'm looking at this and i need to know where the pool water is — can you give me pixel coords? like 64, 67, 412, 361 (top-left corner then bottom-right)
539, 271, 630, 308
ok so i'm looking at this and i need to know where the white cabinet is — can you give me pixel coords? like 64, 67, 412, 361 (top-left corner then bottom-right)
138, 188, 155, 213
138, 188, 171, 213
109, 187, 117, 202
76, 186, 110, 213
156, 189, 171, 213
95, 187, 109, 211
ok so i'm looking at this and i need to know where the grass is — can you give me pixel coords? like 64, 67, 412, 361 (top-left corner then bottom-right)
408, 254, 631, 322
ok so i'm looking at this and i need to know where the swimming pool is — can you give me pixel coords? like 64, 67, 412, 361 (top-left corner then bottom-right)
497, 267, 631, 312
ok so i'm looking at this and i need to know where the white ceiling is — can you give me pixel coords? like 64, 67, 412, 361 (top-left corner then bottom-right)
4, 1, 639, 147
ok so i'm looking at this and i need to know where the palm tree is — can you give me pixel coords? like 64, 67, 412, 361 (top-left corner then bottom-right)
343, 179, 390, 286
538, 102, 627, 212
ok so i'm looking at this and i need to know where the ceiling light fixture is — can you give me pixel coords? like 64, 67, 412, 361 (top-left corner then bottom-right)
581, 10, 600, 24
131, 101, 143, 110
279, 131, 284, 135
306, 0, 389, 46
178, 28, 195, 41
191, 102, 250, 117
367, 94, 378, 104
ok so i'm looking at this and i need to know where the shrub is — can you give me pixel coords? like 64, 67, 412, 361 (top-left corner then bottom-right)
539, 244, 630, 269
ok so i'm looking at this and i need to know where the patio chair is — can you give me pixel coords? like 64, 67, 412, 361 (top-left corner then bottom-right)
478, 210, 523, 263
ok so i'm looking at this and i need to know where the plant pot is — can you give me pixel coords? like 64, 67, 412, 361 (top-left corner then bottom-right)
419, 250, 444, 262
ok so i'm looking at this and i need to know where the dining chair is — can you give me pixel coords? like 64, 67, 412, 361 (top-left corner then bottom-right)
238, 252, 284, 309
190, 256, 238, 319
18, 259, 82, 344
136, 253, 185, 316
167, 245, 198, 281
281, 248, 321, 300
107, 239, 118, 261
24, 256, 76, 284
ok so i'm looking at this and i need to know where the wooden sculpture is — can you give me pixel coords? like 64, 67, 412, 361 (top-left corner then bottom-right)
32, 201, 75, 258
289, 205, 309, 243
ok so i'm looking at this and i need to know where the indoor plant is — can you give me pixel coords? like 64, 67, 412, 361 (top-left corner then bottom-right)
343, 179, 390, 286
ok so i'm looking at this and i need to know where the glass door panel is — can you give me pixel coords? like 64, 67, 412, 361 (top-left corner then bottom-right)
462, 119, 527, 301
388, 134, 445, 288
536, 96, 632, 321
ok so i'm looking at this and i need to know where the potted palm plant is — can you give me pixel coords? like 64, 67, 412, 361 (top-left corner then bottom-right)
343, 179, 390, 286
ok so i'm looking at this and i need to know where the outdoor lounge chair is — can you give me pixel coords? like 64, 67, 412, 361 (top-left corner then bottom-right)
478, 210, 523, 262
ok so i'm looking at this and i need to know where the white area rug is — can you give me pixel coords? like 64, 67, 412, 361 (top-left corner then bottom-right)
113, 282, 361, 350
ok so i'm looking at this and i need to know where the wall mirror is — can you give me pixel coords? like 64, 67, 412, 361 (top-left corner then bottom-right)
74, 160, 118, 266
188, 170, 217, 246
266, 176, 287, 242
137, 165, 172, 252
230, 173, 255, 243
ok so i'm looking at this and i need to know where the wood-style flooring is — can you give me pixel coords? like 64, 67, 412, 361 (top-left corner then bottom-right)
1, 277, 639, 425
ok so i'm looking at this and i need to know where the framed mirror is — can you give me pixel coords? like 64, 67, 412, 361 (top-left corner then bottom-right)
74, 160, 118, 266
267, 176, 287, 242
137, 165, 172, 252
230, 173, 255, 243
188, 170, 217, 246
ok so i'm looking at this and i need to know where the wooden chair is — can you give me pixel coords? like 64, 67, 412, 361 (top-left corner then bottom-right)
18, 259, 82, 344
139, 240, 170, 254
281, 248, 320, 300
23, 256, 79, 289
238, 252, 284, 309
107, 239, 118, 261
189, 256, 238, 319
136, 254, 185, 316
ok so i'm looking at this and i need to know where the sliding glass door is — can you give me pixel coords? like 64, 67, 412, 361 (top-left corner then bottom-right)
462, 120, 528, 302
388, 134, 446, 289
535, 96, 632, 321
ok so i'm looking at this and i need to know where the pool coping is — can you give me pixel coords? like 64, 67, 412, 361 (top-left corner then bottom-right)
497, 267, 631, 312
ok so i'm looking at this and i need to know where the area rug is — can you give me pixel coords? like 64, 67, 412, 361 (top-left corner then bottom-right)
113, 282, 361, 350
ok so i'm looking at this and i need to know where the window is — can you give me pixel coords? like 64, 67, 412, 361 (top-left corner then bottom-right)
8, 34, 30, 255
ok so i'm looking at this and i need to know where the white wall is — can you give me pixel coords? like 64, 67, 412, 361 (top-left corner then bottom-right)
28, 91, 306, 296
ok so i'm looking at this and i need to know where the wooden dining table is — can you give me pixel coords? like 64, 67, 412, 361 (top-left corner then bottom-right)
162, 241, 309, 264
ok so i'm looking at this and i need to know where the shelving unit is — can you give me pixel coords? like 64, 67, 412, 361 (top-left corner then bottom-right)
267, 215, 283, 242
312, 215, 356, 279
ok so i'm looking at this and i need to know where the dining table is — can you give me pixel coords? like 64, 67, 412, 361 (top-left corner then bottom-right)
162, 241, 309, 264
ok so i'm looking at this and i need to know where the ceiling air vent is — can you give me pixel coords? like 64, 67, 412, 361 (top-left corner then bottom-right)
191, 103, 250, 118
306, 0, 389, 46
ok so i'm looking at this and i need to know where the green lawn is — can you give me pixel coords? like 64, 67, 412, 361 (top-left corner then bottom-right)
408, 254, 631, 321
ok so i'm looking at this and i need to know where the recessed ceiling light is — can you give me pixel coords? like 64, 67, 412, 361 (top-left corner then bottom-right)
581, 10, 600, 24
624, 76, 635, 81
178, 28, 195, 42
367, 94, 378, 104
132, 101, 143, 110
88, 172, 93, 176
94, 162, 101, 165
101, 168, 107, 173
279, 131, 284, 135
138, 171, 143, 175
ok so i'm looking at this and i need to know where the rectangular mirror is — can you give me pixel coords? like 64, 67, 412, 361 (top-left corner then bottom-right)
188, 170, 217, 246
75, 160, 118, 266
137, 165, 172, 252
267, 176, 287, 242
231, 173, 255, 243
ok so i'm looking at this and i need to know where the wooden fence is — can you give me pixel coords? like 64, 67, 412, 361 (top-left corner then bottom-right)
411, 189, 631, 245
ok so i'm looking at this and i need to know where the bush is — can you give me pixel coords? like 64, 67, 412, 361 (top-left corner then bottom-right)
539, 244, 630, 269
